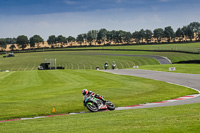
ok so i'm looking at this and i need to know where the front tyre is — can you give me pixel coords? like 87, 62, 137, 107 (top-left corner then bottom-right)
86, 102, 98, 112
106, 101, 115, 110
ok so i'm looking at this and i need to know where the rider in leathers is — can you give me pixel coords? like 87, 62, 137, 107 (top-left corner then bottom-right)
82, 89, 106, 104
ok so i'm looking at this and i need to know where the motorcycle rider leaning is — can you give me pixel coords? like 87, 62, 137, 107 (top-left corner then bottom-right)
82, 89, 106, 103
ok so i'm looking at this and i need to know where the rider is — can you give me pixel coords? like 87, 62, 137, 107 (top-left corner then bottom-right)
104, 62, 108, 70
82, 89, 106, 103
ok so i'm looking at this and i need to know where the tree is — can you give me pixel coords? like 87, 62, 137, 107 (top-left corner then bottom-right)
29, 35, 44, 48
56, 35, 67, 46
111, 30, 126, 44
0, 38, 7, 50
97, 28, 107, 44
175, 28, 184, 41
181, 26, 189, 41
138, 29, 145, 43
188, 22, 200, 40
153, 28, 164, 43
9, 44, 16, 51
145, 29, 153, 44
76, 34, 84, 46
16, 35, 29, 50
164, 26, 175, 42
124, 32, 132, 44
47, 35, 56, 45
106, 31, 113, 44
132, 31, 139, 44
86, 30, 98, 45
67, 36, 75, 46
5, 38, 16, 44
186, 26, 194, 41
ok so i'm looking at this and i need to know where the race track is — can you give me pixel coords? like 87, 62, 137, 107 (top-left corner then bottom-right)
101, 69, 200, 110
86, 53, 172, 64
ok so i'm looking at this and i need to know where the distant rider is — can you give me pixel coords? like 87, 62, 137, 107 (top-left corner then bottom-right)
104, 62, 108, 70
82, 89, 106, 103
112, 61, 116, 70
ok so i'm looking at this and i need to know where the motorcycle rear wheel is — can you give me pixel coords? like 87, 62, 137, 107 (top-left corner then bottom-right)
86, 102, 98, 112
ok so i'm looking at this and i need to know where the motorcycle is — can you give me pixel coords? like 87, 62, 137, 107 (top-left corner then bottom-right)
83, 95, 115, 112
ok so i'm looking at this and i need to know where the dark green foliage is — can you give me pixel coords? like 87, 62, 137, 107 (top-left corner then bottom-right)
145, 29, 153, 43
0, 38, 6, 49
154, 28, 164, 43
47, 35, 56, 45
86, 30, 98, 45
76, 34, 84, 45
97, 28, 107, 44
5, 38, 16, 44
16, 35, 29, 50
124, 32, 132, 43
29, 35, 44, 48
164, 26, 175, 42
9, 44, 16, 51
56, 35, 67, 46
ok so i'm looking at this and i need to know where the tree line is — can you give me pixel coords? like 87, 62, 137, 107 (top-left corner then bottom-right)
0, 21, 200, 51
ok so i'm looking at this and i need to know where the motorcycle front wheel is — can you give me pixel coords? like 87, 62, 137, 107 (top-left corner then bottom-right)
106, 101, 115, 110
86, 102, 98, 112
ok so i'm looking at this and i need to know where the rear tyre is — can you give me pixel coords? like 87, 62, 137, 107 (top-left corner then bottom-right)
86, 102, 98, 112
106, 101, 115, 110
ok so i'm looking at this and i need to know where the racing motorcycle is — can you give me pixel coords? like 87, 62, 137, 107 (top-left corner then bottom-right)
83, 95, 115, 112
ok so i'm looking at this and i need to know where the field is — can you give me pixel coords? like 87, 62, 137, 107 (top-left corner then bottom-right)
0, 50, 199, 71
0, 42, 200, 132
0, 51, 160, 71
67, 42, 200, 53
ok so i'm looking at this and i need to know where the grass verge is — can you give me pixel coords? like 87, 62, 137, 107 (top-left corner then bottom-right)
1, 103, 200, 133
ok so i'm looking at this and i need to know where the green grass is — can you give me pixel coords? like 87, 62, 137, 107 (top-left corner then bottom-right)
1, 50, 200, 72
1, 103, 200, 133
139, 64, 200, 74
67, 42, 200, 53
0, 51, 159, 71
17, 42, 200, 53
0, 70, 197, 120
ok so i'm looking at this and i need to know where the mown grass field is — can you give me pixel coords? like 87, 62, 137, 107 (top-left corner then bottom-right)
68, 42, 200, 53
0, 51, 160, 71
0, 50, 200, 71
13, 42, 199, 53
0, 70, 197, 120
1, 103, 200, 133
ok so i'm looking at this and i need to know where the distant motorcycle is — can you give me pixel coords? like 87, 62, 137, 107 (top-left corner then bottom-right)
83, 95, 115, 112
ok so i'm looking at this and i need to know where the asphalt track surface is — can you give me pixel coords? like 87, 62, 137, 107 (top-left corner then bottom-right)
87, 53, 172, 64
102, 69, 200, 110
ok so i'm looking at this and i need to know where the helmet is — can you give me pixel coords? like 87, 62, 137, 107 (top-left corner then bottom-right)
82, 89, 88, 95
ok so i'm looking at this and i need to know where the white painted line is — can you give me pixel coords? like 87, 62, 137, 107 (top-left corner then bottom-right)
21, 118, 35, 120
69, 113, 78, 115
34, 116, 46, 119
